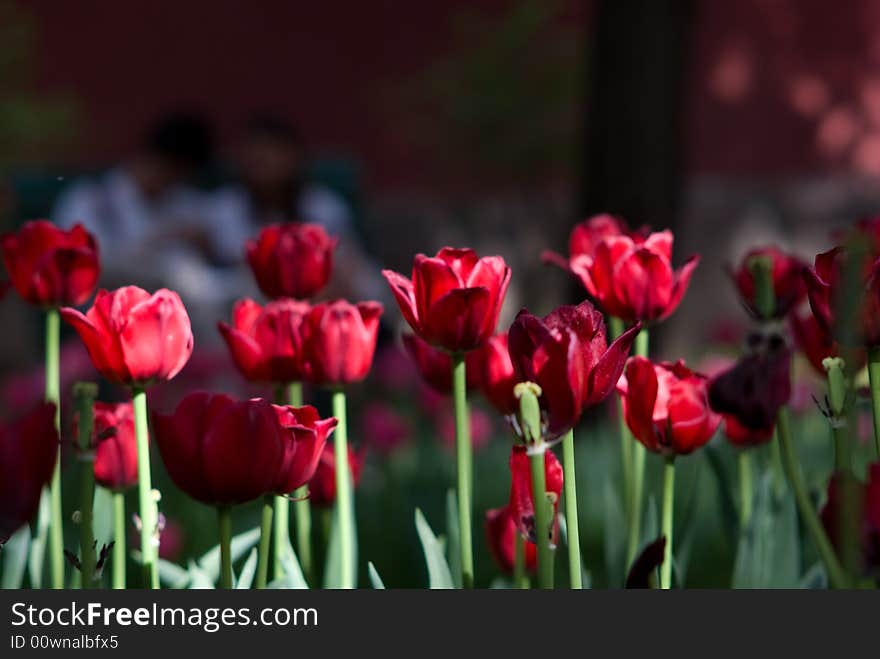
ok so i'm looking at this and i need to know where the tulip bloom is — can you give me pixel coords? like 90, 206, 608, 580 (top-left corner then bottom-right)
218, 297, 310, 383
569, 230, 699, 323
0, 403, 58, 543
153, 393, 336, 505
722, 414, 774, 448
541, 213, 642, 272
1, 220, 100, 308
729, 246, 806, 319
307, 442, 365, 508
820, 463, 880, 574
618, 357, 720, 456
61, 286, 193, 387
74, 402, 139, 491
508, 445, 563, 544
246, 222, 337, 300
401, 333, 481, 393
301, 300, 383, 387
507, 301, 639, 439
383, 247, 511, 353
485, 505, 537, 575
474, 334, 518, 416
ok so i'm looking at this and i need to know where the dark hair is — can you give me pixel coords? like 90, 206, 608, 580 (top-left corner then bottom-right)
243, 113, 302, 150
145, 112, 213, 169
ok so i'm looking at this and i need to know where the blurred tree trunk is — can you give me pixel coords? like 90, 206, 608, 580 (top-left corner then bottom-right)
579, 0, 694, 229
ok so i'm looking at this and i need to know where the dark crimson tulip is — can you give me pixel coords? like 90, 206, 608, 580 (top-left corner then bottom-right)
246, 222, 337, 300
382, 247, 511, 352
401, 333, 481, 393
475, 334, 518, 416
729, 246, 807, 319
820, 463, 880, 574
618, 357, 720, 456
218, 297, 310, 383
61, 286, 193, 387
485, 505, 536, 575
541, 214, 635, 271
569, 230, 699, 323
507, 301, 639, 439
307, 442, 365, 508
508, 445, 563, 544
301, 300, 383, 386
0, 403, 58, 544
709, 330, 792, 433
153, 393, 336, 505
1, 220, 99, 308
74, 402, 139, 491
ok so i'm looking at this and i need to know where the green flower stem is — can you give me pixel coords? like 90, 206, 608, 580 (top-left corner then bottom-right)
529, 448, 554, 589
659, 456, 675, 589
737, 450, 753, 529
111, 491, 126, 589
560, 429, 582, 588
131, 387, 158, 589
45, 308, 64, 589
255, 495, 274, 589
271, 384, 290, 582
627, 328, 649, 566
287, 382, 312, 583
451, 354, 474, 589
513, 532, 528, 589
332, 389, 356, 589
776, 407, 849, 588
74, 382, 98, 588
867, 347, 880, 458
609, 317, 634, 532
217, 505, 233, 589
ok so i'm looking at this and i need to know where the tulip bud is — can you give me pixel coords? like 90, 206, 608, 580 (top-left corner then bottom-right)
246, 222, 337, 300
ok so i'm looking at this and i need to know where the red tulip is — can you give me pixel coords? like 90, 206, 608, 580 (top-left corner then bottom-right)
508, 445, 563, 545
1, 220, 100, 308
729, 246, 807, 319
507, 301, 639, 438
301, 300, 383, 387
401, 333, 481, 394
618, 357, 720, 456
0, 402, 58, 544
246, 222, 337, 300
541, 214, 644, 271
569, 230, 699, 323
383, 247, 511, 353
153, 393, 336, 505
485, 505, 536, 575
307, 442, 365, 508
218, 297, 310, 383
820, 463, 880, 573
473, 334, 518, 416
804, 247, 880, 347
74, 401, 139, 491
61, 286, 193, 387
722, 414, 774, 448
788, 310, 865, 377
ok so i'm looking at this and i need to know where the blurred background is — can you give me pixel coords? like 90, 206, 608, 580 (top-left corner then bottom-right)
2, 0, 879, 588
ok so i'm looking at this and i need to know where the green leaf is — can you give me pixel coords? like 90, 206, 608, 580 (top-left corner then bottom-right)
445, 489, 462, 588
2, 526, 30, 588
799, 563, 827, 589
156, 557, 190, 589
187, 559, 215, 589
196, 527, 260, 584
415, 508, 455, 589
236, 548, 258, 590
28, 489, 50, 588
270, 542, 308, 589
367, 561, 386, 589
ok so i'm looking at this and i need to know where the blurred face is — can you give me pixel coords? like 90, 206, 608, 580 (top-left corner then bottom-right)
240, 136, 300, 193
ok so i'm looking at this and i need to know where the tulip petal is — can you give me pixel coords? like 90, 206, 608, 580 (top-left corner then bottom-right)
660, 255, 700, 322
425, 286, 491, 351
218, 322, 269, 382
586, 322, 640, 405
382, 269, 420, 332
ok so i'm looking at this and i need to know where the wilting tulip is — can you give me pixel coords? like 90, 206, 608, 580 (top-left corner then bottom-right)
618, 357, 720, 456
383, 247, 511, 353
474, 334, 518, 416
541, 214, 636, 271
74, 402, 139, 491
0, 403, 58, 543
153, 393, 336, 505
307, 442, 365, 508
485, 505, 536, 575
246, 222, 337, 300
729, 246, 807, 319
820, 463, 880, 574
1, 220, 100, 308
218, 297, 310, 383
401, 333, 481, 393
301, 300, 383, 387
508, 445, 563, 545
709, 330, 792, 433
508, 301, 639, 439
569, 230, 699, 323
61, 286, 193, 387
